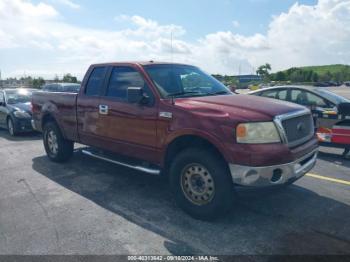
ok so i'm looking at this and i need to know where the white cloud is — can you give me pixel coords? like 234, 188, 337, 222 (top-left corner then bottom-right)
196, 0, 350, 73
0, 0, 57, 19
232, 20, 240, 28
0, 0, 350, 79
55, 0, 80, 9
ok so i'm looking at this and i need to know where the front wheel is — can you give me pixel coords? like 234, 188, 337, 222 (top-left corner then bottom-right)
169, 148, 235, 220
43, 122, 74, 162
7, 118, 17, 136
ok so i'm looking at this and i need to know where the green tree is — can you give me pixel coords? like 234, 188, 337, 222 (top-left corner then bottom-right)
62, 73, 78, 83
312, 72, 319, 82
32, 77, 45, 89
319, 71, 332, 82
256, 63, 272, 81
275, 71, 286, 81
290, 70, 304, 83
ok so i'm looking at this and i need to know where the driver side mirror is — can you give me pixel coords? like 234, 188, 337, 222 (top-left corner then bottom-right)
127, 87, 150, 105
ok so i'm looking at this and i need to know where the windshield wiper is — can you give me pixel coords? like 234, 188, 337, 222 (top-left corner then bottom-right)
166, 91, 202, 98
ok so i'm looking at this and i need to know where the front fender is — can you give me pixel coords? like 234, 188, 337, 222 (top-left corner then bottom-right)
161, 128, 231, 165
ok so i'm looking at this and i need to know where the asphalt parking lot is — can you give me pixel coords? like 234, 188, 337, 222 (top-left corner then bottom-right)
0, 87, 350, 255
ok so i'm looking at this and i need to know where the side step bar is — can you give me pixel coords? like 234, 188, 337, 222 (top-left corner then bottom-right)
81, 149, 161, 175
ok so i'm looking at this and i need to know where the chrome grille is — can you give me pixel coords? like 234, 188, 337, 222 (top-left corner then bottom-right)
274, 109, 314, 147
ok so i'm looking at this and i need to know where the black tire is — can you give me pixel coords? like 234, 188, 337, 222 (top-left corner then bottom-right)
43, 121, 74, 163
169, 147, 235, 220
7, 117, 17, 136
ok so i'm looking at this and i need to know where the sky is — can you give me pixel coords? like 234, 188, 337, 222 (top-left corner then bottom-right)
0, 0, 349, 80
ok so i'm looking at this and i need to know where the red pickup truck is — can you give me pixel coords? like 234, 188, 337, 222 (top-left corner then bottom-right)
32, 62, 318, 220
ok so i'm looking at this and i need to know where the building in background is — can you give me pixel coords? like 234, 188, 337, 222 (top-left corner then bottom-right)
234, 74, 262, 83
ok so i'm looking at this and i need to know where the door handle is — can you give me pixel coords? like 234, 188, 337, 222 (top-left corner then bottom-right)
99, 105, 108, 115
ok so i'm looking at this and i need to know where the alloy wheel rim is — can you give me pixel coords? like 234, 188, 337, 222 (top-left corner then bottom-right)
8, 120, 14, 135
180, 163, 215, 206
47, 130, 58, 156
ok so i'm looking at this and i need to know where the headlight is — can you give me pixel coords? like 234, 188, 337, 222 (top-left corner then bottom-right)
14, 111, 31, 118
236, 122, 281, 144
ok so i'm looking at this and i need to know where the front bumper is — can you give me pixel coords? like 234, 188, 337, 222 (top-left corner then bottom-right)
13, 118, 33, 132
229, 149, 318, 187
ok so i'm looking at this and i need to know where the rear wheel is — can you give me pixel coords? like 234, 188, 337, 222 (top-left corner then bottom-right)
7, 118, 17, 136
43, 122, 74, 162
169, 148, 235, 220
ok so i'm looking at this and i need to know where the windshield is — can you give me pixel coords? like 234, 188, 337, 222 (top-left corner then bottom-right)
316, 89, 350, 104
5, 90, 32, 104
144, 64, 231, 98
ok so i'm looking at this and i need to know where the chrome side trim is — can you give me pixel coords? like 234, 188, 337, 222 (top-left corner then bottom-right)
273, 108, 314, 147
81, 149, 161, 175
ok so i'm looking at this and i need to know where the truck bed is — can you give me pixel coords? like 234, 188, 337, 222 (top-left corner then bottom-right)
32, 91, 78, 141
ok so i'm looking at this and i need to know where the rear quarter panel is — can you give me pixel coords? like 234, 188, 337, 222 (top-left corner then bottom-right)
32, 91, 78, 141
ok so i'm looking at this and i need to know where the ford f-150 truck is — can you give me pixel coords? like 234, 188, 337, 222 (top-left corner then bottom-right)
32, 62, 318, 220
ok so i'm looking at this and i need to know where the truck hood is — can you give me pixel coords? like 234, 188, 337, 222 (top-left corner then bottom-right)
174, 94, 306, 122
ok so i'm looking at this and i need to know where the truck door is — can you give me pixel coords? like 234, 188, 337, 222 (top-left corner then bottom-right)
97, 65, 159, 163
77, 66, 108, 147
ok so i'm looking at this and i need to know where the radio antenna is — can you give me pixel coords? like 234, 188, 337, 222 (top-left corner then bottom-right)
171, 30, 173, 63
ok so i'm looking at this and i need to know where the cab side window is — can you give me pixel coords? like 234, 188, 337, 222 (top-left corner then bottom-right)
106, 66, 154, 105
106, 67, 144, 100
85, 67, 107, 96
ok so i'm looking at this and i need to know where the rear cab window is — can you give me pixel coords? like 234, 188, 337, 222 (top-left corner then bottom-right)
85, 67, 107, 96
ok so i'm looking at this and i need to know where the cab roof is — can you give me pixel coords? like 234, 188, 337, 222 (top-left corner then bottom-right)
90, 61, 192, 67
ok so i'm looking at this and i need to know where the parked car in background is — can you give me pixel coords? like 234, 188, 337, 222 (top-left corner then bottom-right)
344, 81, 350, 87
0, 88, 35, 136
42, 83, 81, 93
250, 86, 350, 156
314, 82, 328, 87
32, 62, 318, 220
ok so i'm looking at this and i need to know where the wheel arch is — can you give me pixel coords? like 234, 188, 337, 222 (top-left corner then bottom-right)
162, 133, 229, 175
41, 113, 68, 139
42, 113, 57, 130
6, 114, 12, 123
